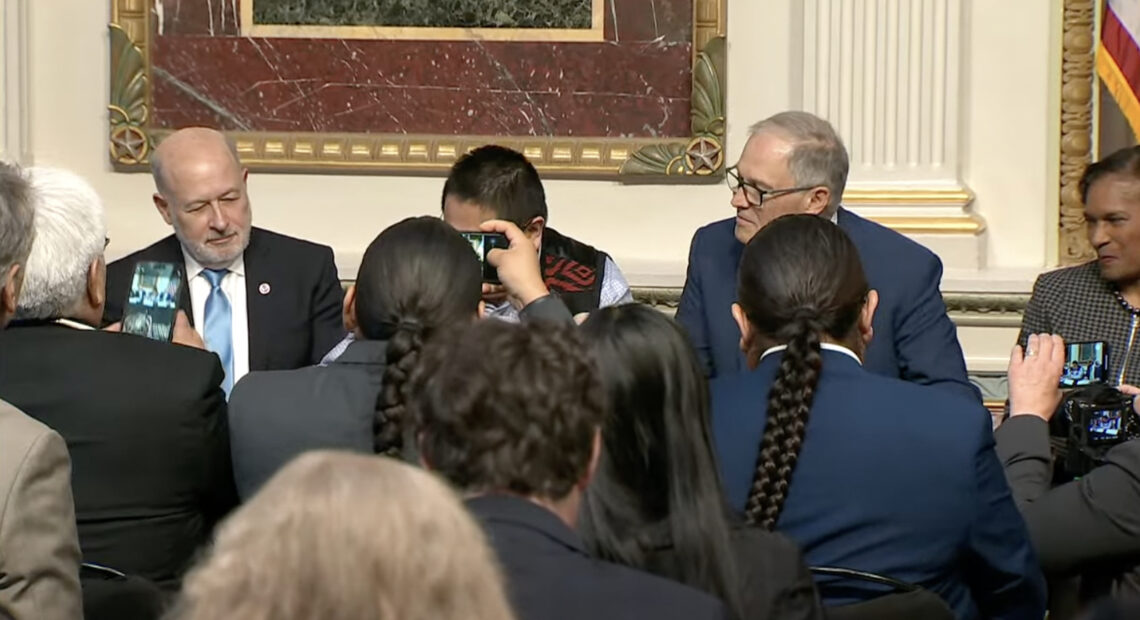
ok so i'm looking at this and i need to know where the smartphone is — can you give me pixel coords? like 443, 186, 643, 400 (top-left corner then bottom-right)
459, 232, 510, 284
121, 261, 184, 342
1060, 341, 1109, 388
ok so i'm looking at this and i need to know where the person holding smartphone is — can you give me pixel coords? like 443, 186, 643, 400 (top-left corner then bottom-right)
0, 166, 236, 594
998, 333, 1140, 614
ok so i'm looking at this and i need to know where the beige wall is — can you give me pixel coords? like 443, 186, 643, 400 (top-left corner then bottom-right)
13, 0, 1064, 371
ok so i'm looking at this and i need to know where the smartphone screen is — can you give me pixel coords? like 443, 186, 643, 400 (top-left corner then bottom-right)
121, 261, 183, 342
1060, 341, 1108, 388
459, 232, 510, 284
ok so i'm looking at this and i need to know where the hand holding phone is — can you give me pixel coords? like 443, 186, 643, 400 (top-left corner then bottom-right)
121, 261, 184, 342
478, 220, 550, 308
459, 231, 511, 284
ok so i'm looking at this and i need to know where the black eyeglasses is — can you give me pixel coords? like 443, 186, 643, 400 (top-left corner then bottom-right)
726, 166, 815, 208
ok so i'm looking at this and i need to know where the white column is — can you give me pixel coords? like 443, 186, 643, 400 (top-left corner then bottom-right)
0, 0, 30, 164
798, 0, 972, 218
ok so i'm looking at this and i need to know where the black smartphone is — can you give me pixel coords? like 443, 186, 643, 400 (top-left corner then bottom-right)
121, 261, 184, 342
459, 232, 510, 284
1060, 341, 1109, 388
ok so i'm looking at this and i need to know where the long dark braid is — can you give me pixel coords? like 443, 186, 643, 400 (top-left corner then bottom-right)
374, 322, 425, 456
744, 314, 823, 529
352, 216, 482, 457
736, 214, 869, 530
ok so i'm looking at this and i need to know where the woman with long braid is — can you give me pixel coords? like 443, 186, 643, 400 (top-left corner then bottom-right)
710, 214, 1045, 620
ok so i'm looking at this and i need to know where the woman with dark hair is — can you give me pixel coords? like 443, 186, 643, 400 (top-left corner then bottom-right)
711, 214, 1046, 620
226, 216, 483, 497
579, 304, 822, 620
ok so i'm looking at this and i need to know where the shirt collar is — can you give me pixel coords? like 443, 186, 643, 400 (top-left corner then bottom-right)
759, 342, 862, 365
182, 247, 246, 280
54, 318, 96, 330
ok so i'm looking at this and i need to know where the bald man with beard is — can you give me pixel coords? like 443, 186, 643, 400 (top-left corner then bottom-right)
104, 128, 345, 391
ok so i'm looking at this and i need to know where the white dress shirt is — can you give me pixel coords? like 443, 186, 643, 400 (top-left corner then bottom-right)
759, 342, 862, 365
182, 250, 250, 385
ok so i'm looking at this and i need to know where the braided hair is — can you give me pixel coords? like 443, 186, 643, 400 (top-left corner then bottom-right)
353, 216, 482, 457
736, 214, 869, 529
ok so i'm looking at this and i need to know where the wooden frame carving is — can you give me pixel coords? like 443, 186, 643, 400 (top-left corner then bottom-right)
1060, 0, 1096, 264
108, 0, 727, 180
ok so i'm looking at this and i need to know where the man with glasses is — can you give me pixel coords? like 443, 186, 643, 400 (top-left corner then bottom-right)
676, 110, 977, 401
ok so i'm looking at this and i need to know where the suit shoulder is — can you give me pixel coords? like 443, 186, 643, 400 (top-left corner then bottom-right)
693, 217, 737, 244
0, 400, 56, 451
253, 228, 333, 257
848, 372, 990, 438
89, 332, 224, 391
842, 210, 939, 263
1033, 261, 1099, 291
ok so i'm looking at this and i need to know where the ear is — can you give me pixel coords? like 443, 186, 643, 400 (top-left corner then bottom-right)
87, 257, 106, 311
342, 284, 358, 333
731, 302, 754, 354
476, 299, 486, 320
859, 289, 879, 348
242, 168, 250, 184
0, 263, 23, 326
803, 187, 831, 216
153, 193, 174, 226
524, 216, 545, 252
578, 428, 603, 491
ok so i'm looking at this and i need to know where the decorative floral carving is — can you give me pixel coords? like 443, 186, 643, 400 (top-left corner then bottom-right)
1060, 0, 1096, 264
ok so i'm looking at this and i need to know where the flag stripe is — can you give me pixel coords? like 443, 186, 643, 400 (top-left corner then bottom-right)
1103, 5, 1140, 97
1099, 42, 1140, 140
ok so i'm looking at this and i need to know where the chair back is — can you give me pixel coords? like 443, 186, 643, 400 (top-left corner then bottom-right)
811, 566, 955, 620
81, 562, 166, 620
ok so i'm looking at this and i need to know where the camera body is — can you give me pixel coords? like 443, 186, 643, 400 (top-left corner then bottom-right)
1056, 385, 1139, 476
1050, 342, 1139, 476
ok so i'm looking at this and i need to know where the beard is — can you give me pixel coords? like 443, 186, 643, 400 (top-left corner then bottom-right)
174, 220, 249, 268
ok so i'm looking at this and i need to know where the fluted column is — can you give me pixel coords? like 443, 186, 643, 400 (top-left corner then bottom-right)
798, 0, 977, 226
0, 0, 29, 164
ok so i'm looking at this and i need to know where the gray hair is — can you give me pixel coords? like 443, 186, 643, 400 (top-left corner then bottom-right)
15, 167, 107, 320
749, 111, 850, 214
0, 161, 35, 284
150, 131, 242, 197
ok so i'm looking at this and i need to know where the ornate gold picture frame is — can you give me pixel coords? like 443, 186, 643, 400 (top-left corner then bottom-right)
108, 0, 726, 180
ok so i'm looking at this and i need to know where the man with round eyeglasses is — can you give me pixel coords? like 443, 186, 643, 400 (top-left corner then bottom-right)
676, 110, 978, 403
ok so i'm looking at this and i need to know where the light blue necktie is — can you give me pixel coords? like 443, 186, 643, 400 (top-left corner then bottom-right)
202, 268, 233, 396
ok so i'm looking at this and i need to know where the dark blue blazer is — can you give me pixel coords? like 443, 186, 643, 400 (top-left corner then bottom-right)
711, 349, 1046, 620
676, 210, 978, 402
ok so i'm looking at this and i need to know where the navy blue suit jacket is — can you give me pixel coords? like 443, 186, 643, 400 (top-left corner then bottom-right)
711, 349, 1045, 620
676, 210, 978, 402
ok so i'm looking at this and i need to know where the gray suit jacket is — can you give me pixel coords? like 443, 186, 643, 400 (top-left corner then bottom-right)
0, 399, 83, 620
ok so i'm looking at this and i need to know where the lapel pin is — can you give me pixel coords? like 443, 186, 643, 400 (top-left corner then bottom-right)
259, 282, 271, 295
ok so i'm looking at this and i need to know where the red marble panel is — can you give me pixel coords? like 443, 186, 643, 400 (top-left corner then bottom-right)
159, 0, 241, 36
149, 0, 695, 137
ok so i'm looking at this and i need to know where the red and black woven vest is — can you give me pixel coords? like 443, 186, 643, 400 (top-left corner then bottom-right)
540, 227, 607, 316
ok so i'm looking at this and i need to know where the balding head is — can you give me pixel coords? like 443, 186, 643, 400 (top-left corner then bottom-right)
151, 127, 252, 269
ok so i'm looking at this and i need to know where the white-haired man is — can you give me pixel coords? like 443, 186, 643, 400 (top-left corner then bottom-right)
677, 110, 977, 402
0, 161, 83, 620
0, 167, 238, 591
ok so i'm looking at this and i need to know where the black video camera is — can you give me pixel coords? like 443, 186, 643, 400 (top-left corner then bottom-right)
1050, 342, 1140, 476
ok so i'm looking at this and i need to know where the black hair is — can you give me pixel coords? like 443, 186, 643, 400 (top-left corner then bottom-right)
737, 214, 869, 529
408, 320, 605, 499
441, 145, 548, 228
354, 216, 482, 456
1080, 145, 1140, 204
578, 305, 741, 617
